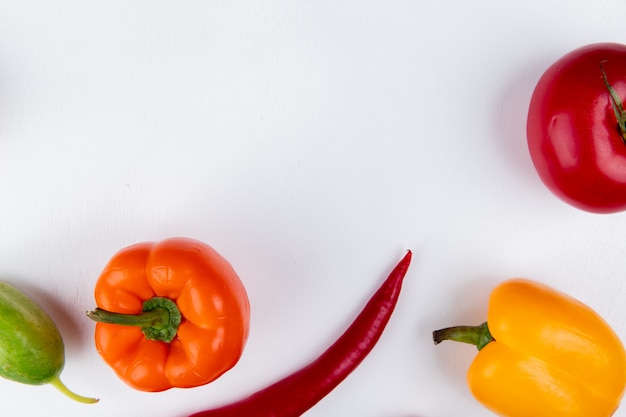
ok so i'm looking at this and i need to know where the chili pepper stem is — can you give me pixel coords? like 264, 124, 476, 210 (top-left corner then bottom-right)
86, 296, 182, 343
49, 376, 99, 404
432, 321, 494, 351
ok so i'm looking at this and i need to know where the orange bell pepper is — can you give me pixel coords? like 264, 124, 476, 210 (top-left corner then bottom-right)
87, 237, 250, 392
433, 278, 626, 417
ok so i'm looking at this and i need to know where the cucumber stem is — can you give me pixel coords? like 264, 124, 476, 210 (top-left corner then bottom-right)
49, 376, 99, 404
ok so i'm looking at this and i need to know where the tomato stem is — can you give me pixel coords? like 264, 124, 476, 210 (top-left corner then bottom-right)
432, 321, 494, 351
600, 61, 626, 144
86, 296, 181, 343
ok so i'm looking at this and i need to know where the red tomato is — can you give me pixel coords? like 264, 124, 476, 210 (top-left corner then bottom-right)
527, 43, 626, 213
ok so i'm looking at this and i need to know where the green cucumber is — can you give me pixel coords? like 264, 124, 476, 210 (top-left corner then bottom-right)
0, 282, 98, 403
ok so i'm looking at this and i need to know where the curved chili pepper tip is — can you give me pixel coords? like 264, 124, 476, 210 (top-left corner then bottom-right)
400, 250, 412, 267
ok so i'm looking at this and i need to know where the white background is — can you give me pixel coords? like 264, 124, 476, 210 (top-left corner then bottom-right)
1, 1, 625, 416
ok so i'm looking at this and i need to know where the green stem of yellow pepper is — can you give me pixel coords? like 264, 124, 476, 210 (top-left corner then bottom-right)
432, 321, 495, 351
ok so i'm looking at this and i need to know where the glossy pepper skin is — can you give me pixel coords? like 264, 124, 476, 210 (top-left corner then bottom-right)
87, 237, 250, 392
433, 278, 626, 417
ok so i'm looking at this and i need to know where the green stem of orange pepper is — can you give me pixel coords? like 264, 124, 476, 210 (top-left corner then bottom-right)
433, 321, 495, 351
86, 296, 181, 343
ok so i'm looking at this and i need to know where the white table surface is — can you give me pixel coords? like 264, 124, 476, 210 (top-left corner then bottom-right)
1, 1, 626, 416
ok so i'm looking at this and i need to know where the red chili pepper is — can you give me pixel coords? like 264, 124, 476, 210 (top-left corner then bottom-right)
187, 250, 412, 417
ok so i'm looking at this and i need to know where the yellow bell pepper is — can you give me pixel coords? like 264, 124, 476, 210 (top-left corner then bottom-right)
433, 278, 626, 417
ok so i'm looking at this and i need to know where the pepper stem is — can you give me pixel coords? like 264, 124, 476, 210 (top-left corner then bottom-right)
432, 321, 494, 351
86, 296, 181, 343
49, 375, 99, 404
600, 61, 626, 144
